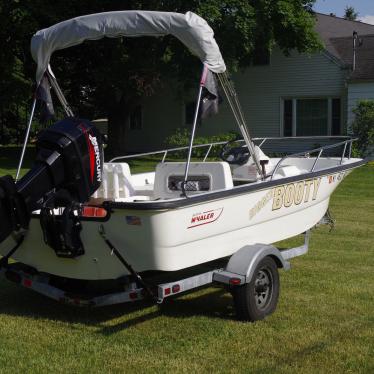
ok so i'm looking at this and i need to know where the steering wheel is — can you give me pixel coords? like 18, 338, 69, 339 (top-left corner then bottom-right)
219, 139, 251, 165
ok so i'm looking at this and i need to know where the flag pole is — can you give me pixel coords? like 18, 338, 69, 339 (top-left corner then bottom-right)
181, 64, 208, 197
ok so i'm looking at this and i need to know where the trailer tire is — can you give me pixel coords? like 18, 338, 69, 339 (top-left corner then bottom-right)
232, 256, 279, 322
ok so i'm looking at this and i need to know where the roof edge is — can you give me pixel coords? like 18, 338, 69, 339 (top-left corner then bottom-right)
315, 12, 374, 28
321, 49, 350, 68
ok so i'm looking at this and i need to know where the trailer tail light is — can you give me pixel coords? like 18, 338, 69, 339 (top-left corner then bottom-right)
5, 270, 21, 284
164, 288, 171, 296
229, 277, 242, 285
172, 284, 180, 293
129, 291, 138, 300
81, 206, 107, 218
23, 278, 33, 288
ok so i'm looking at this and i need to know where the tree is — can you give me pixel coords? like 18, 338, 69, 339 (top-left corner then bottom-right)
344, 6, 358, 21
2, 1, 322, 153
0, 1, 36, 144
351, 100, 374, 156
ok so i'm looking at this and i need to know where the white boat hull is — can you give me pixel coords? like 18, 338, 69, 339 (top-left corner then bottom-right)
0, 168, 353, 280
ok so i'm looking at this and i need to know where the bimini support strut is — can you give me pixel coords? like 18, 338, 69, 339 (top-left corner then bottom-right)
217, 72, 263, 178
182, 64, 207, 196
16, 66, 74, 181
46, 66, 74, 118
15, 97, 37, 181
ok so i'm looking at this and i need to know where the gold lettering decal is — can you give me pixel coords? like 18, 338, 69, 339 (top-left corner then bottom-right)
312, 178, 321, 200
284, 184, 295, 207
249, 190, 274, 219
304, 180, 314, 202
272, 186, 285, 210
294, 182, 304, 205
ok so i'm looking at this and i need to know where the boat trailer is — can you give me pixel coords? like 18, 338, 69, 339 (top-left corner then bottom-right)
0, 229, 315, 321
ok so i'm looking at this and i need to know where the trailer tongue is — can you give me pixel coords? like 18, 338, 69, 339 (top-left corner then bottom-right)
0, 118, 104, 255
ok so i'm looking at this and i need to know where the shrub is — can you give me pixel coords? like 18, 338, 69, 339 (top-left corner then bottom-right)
164, 128, 238, 159
351, 100, 374, 157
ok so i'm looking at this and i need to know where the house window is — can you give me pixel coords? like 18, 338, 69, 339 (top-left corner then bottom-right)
297, 99, 328, 136
332, 98, 341, 135
283, 99, 293, 136
282, 98, 341, 136
129, 106, 142, 130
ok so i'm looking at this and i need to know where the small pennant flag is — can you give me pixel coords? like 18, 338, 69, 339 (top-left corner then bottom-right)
200, 66, 221, 119
36, 74, 55, 122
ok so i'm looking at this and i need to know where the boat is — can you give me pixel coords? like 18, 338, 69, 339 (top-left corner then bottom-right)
0, 11, 367, 320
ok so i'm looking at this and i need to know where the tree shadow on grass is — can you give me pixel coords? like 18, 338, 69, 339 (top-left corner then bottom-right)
98, 287, 235, 335
0, 281, 235, 332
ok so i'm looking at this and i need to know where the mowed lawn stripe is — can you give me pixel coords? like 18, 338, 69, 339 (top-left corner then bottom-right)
0, 159, 372, 373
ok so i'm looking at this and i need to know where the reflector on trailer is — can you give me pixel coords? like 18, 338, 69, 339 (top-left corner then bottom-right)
5, 270, 21, 284
23, 278, 33, 288
229, 278, 242, 285
129, 291, 138, 300
172, 284, 180, 293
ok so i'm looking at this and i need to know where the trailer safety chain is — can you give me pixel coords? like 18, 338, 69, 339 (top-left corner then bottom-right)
0, 234, 25, 269
98, 225, 159, 303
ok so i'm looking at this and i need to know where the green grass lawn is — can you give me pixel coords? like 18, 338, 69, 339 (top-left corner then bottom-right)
0, 150, 373, 373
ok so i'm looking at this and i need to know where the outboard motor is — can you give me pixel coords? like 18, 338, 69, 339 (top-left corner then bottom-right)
0, 117, 103, 257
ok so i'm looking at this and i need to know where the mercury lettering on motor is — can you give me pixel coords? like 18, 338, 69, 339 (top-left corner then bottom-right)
89, 134, 102, 183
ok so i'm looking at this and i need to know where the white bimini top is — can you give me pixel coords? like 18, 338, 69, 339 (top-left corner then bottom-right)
31, 10, 226, 84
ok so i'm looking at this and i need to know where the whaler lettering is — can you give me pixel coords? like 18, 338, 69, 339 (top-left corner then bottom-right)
272, 178, 321, 211
191, 212, 214, 223
188, 208, 223, 228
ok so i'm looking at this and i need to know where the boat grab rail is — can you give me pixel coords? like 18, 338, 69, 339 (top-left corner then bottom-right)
269, 137, 358, 180
109, 136, 353, 164
110, 141, 228, 163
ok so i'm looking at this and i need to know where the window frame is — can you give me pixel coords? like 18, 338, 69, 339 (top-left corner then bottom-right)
280, 97, 342, 137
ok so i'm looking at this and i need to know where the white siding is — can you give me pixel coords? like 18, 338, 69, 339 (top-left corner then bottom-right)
347, 82, 374, 125
125, 48, 349, 152
202, 48, 348, 138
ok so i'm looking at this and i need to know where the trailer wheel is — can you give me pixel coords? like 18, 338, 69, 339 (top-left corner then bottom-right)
233, 256, 279, 322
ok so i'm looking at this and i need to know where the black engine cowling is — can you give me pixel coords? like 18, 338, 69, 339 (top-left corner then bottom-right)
0, 117, 104, 254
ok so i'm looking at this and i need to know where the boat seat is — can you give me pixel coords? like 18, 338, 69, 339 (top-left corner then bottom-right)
93, 162, 146, 201
153, 162, 233, 199
274, 165, 305, 178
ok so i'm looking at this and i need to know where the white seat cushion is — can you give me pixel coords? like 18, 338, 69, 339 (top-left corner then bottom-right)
93, 162, 135, 199
153, 162, 233, 199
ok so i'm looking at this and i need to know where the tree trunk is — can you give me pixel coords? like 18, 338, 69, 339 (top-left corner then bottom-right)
107, 97, 139, 158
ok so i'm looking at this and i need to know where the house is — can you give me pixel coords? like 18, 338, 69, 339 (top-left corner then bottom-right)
118, 13, 374, 153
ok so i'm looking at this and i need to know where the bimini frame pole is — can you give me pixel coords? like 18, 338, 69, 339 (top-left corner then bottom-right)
182, 65, 207, 196
47, 67, 74, 117
15, 68, 74, 181
217, 72, 263, 178
15, 96, 37, 181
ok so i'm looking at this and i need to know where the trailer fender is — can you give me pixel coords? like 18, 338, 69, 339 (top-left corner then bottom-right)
214, 244, 290, 285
